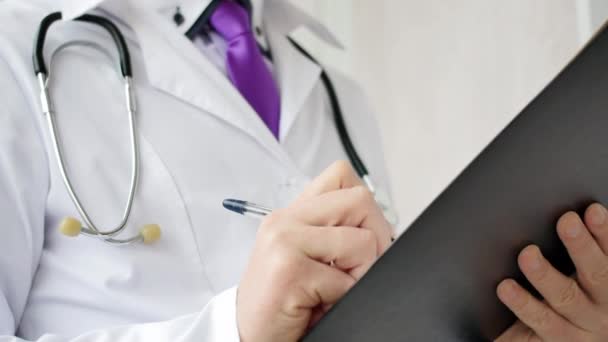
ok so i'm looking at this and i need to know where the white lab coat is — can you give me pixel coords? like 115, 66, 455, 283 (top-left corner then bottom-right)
0, 0, 392, 340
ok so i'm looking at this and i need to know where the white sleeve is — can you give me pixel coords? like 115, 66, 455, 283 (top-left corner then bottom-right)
0, 51, 241, 342
0, 52, 50, 336
0, 287, 240, 342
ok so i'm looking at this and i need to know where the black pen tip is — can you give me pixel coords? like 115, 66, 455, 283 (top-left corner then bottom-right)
222, 199, 247, 215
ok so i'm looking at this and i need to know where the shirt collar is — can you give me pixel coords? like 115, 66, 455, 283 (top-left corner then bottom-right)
59, 0, 343, 49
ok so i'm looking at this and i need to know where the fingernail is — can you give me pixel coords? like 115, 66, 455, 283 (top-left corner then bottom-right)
589, 205, 607, 227
565, 224, 581, 238
527, 250, 542, 271
499, 281, 518, 302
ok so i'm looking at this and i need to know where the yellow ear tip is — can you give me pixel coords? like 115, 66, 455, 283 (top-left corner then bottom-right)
58, 217, 82, 237
140, 224, 161, 244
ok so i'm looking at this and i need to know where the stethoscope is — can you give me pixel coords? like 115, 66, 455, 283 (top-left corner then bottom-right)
33, 12, 399, 247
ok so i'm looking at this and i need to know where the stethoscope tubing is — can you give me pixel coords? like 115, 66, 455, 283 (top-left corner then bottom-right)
287, 38, 380, 195
287, 37, 369, 179
34, 12, 140, 243
34, 12, 132, 77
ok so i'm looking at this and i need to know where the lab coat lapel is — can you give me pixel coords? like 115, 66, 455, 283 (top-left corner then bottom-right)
268, 27, 321, 142
126, 6, 289, 163
263, 1, 322, 141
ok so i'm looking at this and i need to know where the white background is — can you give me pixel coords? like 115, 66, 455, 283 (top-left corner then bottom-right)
293, 0, 608, 232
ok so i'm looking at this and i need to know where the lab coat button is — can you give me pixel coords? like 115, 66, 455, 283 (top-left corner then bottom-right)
281, 177, 298, 188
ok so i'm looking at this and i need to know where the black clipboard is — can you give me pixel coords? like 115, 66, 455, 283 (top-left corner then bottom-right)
304, 22, 608, 342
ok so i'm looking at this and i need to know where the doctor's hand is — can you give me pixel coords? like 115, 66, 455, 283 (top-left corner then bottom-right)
236, 161, 393, 342
496, 203, 608, 342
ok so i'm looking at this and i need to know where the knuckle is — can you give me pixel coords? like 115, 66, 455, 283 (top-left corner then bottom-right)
283, 294, 300, 316
352, 186, 374, 205
283, 289, 310, 317
267, 248, 298, 277
589, 263, 608, 285
361, 229, 377, 249
268, 228, 290, 247
555, 279, 580, 308
522, 328, 540, 342
259, 216, 291, 247
526, 334, 542, 342
529, 306, 553, 328
356, 229, 377, 254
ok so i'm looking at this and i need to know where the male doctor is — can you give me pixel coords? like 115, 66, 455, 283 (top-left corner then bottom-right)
1, 0, 608, 341
0, 0, 393, 340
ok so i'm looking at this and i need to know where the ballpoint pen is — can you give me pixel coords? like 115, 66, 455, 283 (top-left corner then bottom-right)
222, 199, 273, 219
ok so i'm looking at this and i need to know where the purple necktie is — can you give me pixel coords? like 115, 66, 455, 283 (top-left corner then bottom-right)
210, 0, 281, 139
